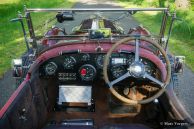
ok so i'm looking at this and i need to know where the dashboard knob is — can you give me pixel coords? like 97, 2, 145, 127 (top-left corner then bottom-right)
80, 68, 87, 76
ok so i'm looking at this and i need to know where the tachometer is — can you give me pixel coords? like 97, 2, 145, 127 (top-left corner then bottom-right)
111, 65, 127, 78
63, 56, 76, 69
79, 64, 96, 81
45, 62, 57, 75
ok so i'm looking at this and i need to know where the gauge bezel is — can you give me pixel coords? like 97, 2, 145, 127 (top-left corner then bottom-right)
81, 53, 90, 61
127, 54, 135, 66
96, 54, 105, 69
63, 56, 76, 69
79, 64, 96, 81
45, 62, 58, 75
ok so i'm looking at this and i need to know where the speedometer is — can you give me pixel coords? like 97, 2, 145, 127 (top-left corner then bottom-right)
63, 56, 76, 69
79, 64, 96, 81
45, 62, 57, 75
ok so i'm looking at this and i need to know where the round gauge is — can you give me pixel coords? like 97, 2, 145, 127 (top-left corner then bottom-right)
63, 56, 76, 69
142, 59, 151, 74
111, 65, 127, 78
144, 62, 154, 75
145, 65, 152, 74
45, 62, 57, 75
127, 54, 135, 65
79, 64, 96, 81
81, 54, 90, 61
96, 54, 105, 68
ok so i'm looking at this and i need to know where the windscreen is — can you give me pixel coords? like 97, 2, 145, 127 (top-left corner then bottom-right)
30, 10, 163, 38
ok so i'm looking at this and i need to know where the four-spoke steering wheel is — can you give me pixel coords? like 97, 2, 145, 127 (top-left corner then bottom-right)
103, 37, 171, 104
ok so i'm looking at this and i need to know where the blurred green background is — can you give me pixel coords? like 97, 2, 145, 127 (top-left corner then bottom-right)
0, 0, 75, 77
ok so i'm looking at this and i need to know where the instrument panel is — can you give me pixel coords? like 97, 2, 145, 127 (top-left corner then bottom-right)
39, 53, 157, 84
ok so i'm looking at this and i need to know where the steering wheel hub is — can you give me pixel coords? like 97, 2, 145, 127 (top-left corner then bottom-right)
129, 62, 145, 78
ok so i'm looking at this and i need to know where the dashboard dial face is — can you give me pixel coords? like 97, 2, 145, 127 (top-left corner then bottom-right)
45, 62, 57, 75
143, 60, 154, 75
63, 56, 76, 69
81, 54, 90, 61
79, 64, 96, 81
111, 65, 127, 78
127, 54, 135, 65
145, 65, 152, 74
96, 54, 105, 68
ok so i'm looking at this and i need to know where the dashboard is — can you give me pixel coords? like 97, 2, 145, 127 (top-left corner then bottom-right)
39, 53, 157, 84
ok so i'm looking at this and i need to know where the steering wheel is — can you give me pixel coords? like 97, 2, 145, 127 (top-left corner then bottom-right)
103, 37, 171, 104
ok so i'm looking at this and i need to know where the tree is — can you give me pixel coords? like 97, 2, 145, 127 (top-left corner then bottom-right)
158, 0, 165, 7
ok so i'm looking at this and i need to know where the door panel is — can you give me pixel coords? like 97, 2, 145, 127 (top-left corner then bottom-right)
30, 75, 48, 128
0, 114, 12, 129
6, 82, 38, 129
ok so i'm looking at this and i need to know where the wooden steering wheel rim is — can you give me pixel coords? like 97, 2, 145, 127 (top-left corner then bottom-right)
103, 37, 171, 104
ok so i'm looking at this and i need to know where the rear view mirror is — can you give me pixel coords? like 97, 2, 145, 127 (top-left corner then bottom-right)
174, 56, 185, 74
56, 11, 74, 23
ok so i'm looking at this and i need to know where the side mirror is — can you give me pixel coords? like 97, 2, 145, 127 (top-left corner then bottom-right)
56, 11, 74, 23
174, 56, 185, 74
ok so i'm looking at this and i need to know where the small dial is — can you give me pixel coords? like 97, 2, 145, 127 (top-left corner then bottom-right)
79, 64, 96, 81
111, 65, 127, 78
96, 54, 105, 68
127, 54, 135, 65
144, 62, 155, 75
45, 62, 57, 75
145, 65, 152, 74
81, 54, 90, 61
63, 56, 76, 69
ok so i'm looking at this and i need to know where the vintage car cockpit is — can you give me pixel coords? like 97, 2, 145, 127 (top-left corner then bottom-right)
0, 8, 193, 129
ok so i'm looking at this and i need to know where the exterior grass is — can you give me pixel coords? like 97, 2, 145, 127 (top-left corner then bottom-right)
133, 12, 194, 71
116, 0, 194, 71
0, 0, 75, 77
